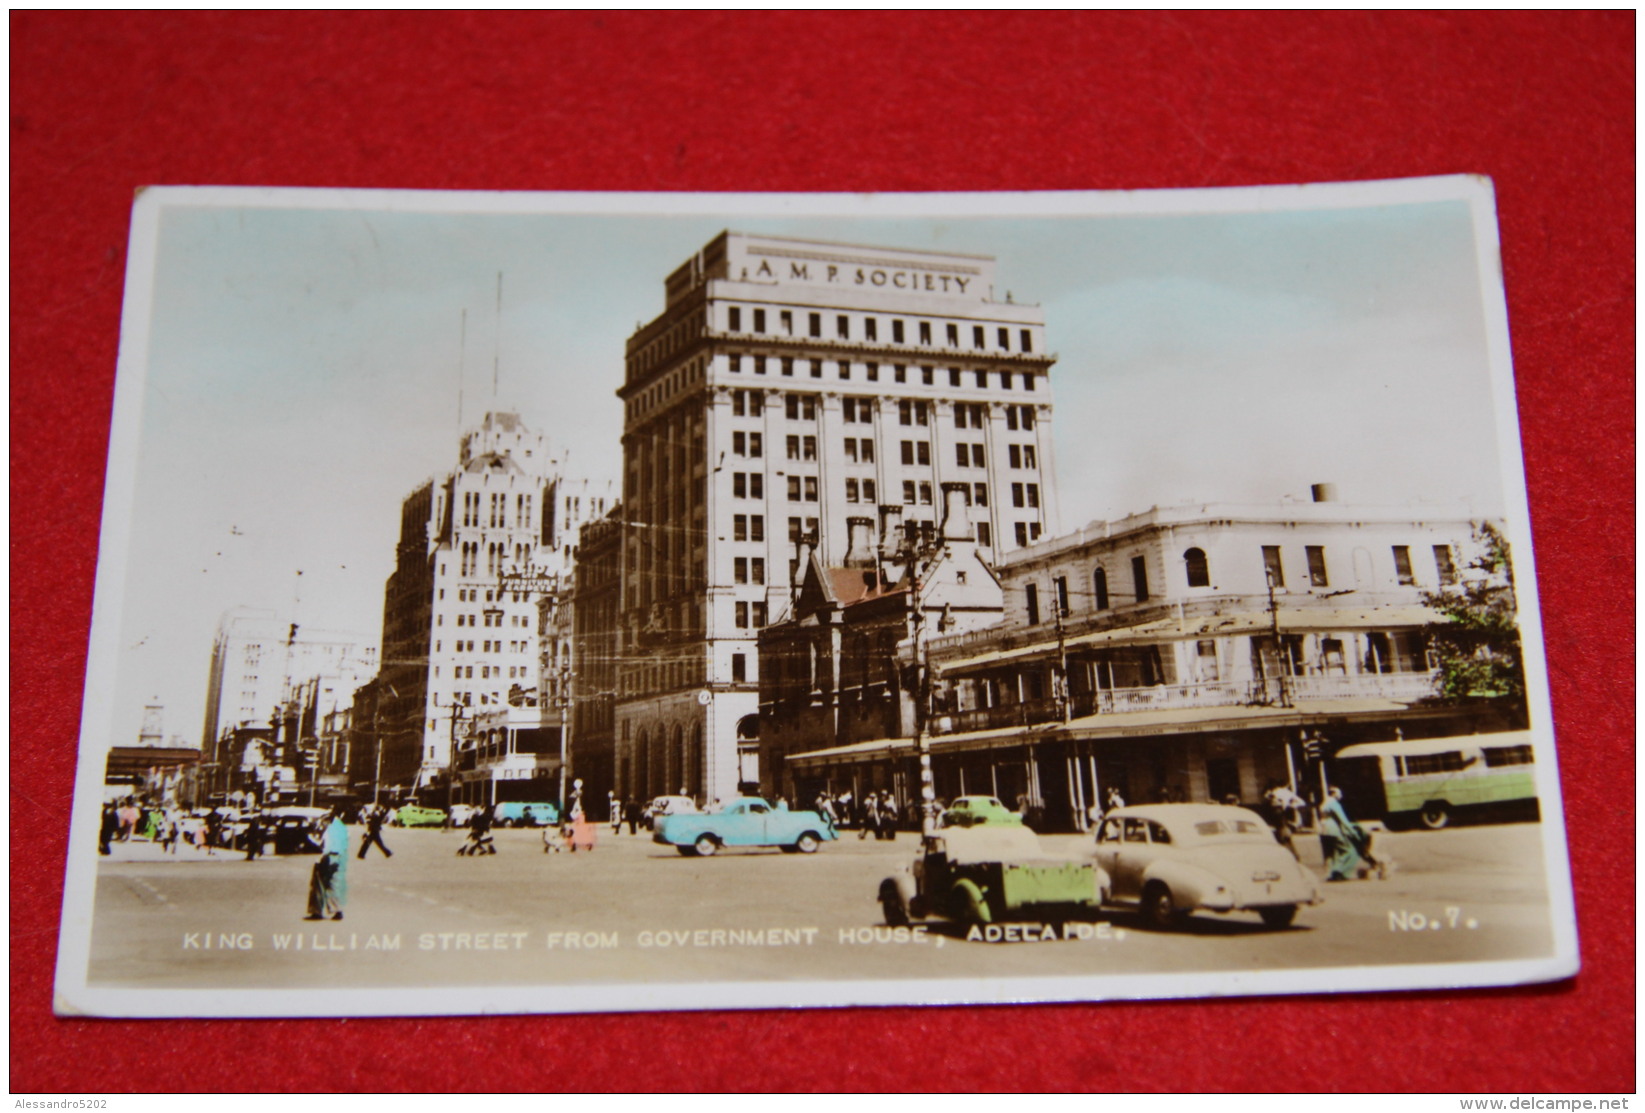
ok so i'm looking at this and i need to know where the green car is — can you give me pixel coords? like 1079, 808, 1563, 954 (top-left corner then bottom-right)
939, 795, 1023, 829
394, 804, 448, 828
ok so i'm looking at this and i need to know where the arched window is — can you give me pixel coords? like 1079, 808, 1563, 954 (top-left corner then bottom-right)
1093, 567, 1110, 610
1184, 548, 1210, 588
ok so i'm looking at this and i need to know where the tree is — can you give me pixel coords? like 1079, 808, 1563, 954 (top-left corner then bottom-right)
1422, 521, 1527, 724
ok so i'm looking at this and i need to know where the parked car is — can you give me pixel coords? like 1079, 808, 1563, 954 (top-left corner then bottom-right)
939, 795, 1023, 829
263, 806, 328, 855
879, 825, 1108, 927
448, 804, 477, 828
1093, 804, 1323, 929
654, 797, 836, 857
494, 801, 560, 827
394, 804, 447, 828
650, 795, 698, 817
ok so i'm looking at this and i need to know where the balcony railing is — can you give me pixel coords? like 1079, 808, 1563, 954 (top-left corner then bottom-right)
1282, 670, 1441, 703
928, 670, 1442, 735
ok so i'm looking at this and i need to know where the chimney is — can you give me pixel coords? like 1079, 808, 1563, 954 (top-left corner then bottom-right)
843, 517, 876, 569
876, 503, 904, 585
940, 483, 974, 542
1310, 483, 1338, 503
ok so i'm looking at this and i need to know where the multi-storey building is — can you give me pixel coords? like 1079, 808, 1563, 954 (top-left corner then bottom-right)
783, 489, 1508, 830
200, 605, 375, 804
614, 232, 1059, 805
374, 411, 609, 802
567, 505, 624, 809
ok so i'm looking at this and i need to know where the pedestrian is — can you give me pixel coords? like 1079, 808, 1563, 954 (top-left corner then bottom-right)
118, 799, 140, 842
98, 802, 118, 855
357, 804, 393, 860
879, 792, 898, 840
459, 805, 497, 856
609, 792, 622, 835
817, 793, 838, 835
1263, 781, 1304, 855
1105, 787, 1125, 814
204, 807, 224, 856
858, 793, 878, 840
1319, 786, 1374, 881
243, 813, 264, 861
304, 809, 350, 921
622, 796, 641, 836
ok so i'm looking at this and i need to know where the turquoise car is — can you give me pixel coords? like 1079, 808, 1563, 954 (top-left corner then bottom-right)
654, 797, 837, 857
494, 802, 560, 827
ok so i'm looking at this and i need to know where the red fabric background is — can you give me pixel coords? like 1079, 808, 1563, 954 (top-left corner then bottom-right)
11, 11, 1633, 1094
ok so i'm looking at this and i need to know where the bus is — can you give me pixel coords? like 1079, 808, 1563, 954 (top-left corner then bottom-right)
1331, 731, 1540, 830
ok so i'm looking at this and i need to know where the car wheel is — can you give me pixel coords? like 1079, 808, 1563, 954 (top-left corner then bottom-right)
950, 881, 991, 926
694, 834, 719, 857
1143, 883, 1184, 931
1420, 801, 1450, 830
1259, 904, 1298, 929
795, 832, 821, 854
879, 881, 909, 927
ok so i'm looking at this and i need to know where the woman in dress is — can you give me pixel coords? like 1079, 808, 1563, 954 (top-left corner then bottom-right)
305, 810, 350, 920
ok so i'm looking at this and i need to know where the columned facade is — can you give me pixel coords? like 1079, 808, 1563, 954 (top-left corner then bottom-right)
613, 232, 1059, 806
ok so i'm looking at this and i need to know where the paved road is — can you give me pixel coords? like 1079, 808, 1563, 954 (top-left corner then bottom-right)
82, 820, 1556, 993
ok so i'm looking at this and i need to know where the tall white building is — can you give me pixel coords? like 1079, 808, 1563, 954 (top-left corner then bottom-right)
200, 605, 376, 800
614, 232, 1060, 804
376, 411, 611, 797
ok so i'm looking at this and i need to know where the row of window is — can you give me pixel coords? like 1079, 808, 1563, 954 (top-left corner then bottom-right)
727, 388, 1041, 432
459, 492, 534, 530
439, 664, 530, 681
448, 611, 525, 629
1026, 542, 1463, 623
444, 639, 529, 655
725, 306, 1034, 355
726, 353, 1041, 392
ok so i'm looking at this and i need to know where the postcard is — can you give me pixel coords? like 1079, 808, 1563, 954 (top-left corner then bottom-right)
55, 177, 1577, 1017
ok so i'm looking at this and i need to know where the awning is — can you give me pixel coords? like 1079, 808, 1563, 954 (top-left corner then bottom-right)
787, 698, 1475, 767
933, 605, 1448, 675
786, 723, 1026, 769
1046, 697, 1466, 741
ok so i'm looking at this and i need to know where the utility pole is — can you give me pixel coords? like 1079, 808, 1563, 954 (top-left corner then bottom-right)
894, 516, 945, 839
1052, 579, 1071, 724
556, 623, 572, 820
443, 698, 467, 815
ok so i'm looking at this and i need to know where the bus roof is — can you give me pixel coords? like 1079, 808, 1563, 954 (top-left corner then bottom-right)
1336, 730, 1534, 760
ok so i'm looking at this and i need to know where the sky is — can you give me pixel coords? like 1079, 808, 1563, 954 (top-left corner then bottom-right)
98, 184, 1516, 750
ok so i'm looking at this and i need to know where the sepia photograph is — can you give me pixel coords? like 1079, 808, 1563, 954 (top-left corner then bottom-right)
55, 177, 1576, 1018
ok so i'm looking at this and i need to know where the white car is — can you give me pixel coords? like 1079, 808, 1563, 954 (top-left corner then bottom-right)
1094, 804, 1323, 929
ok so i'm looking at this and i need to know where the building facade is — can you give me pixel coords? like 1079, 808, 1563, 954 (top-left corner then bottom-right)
758, 487, 1006, 807
784, 492, 1507, 830
200, 606, 376, 805
374, 411, 610, 802
613, 232, 1060, 805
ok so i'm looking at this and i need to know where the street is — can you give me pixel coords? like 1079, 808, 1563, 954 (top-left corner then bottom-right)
85, 820, 1556, 994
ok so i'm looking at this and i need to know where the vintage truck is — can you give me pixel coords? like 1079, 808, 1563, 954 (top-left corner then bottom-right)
878, 825, 1109, 927
654, 797, 837, 857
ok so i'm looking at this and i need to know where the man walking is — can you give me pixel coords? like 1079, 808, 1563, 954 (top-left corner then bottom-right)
357, 803, 393, 860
